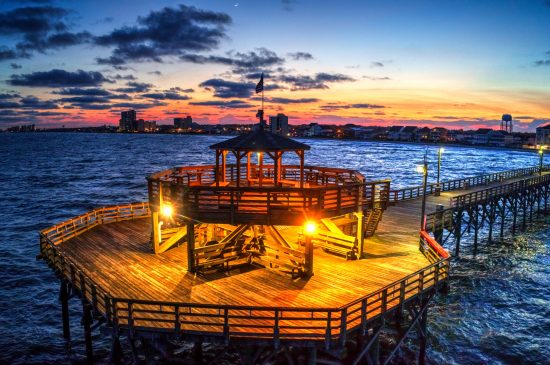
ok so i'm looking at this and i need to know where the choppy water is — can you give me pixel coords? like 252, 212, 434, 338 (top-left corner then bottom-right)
0, 133, 548, 364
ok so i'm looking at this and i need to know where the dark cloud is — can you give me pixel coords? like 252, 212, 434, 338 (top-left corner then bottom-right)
364, 76, 391, 81
282, 0, 297, 11
0, 101, 20, 109
19, 95, 59, 109
288, 52, 313, 61
170, 86, 194, 93
278, 72, 355, 90
370, 61, 384, 68
54, 87, 112, 96
534, 59, 550, 66
0, 48, 18, 60
269, 97, 319, 104
95, 5, 231, 65
148, 70, 162, 75
111, 101, 167, 109
141, 92, 191, 100
55, 96, 111, 104
199, 78, 254, 98
112, 74, 137, 80
319, 103, 385, 111
0, 93, 20, 100
189, 99, 252, 109
8, 69, 111, 87
114, 81, 153, 93
10, 63, 22, 69
180, 48, 284, 74
0, 6, 91, 59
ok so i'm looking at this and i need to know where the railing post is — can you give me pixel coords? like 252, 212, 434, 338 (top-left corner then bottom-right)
223, 308, 229, 345
325, 311, 332, 350
339, 308, 347, 348
274, 310, 280, 349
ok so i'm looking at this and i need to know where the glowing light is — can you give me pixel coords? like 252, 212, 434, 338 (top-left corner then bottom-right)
304, 221, 317, 235
416, 165, 425, 174
161, 204, 173, 218
539, 146, 544, 155
439, 147, 445, 154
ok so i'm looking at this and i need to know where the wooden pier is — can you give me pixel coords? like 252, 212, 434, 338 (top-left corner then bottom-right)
38, 130, 550, 364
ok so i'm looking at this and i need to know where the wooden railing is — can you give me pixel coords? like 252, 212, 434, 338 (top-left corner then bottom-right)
389, 165, 548, 202
40, 202, 150, 245
39, 203, 449, 348
419, 230, 450, 263
451, 173, 550, 208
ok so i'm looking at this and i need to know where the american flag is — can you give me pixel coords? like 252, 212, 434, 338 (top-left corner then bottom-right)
255, 73, 264, 94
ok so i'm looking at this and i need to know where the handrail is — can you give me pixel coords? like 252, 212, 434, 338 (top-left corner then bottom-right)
450, 173, 550, 208
389, 164, 549, 202
39, 203, 449, 346
420, 230, 449, 261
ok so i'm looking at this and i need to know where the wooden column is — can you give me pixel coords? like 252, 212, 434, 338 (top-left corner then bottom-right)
258, 152, 263, 187
60, 280, 70, 340
222, 151, 227, 183
187, 222, 195, 273
355, 211, 364, 259
299, 151, 305, 189
246, 152, 251, 181
215, 149, 220, 187
235, 151, 241, 188
82, 301, 94, 365
305, 234, 314, 276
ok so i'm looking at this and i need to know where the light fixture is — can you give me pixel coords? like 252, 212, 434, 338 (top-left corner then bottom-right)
416, 165, 425, 174
304, 221, 317, 235
161, 203, 173, 218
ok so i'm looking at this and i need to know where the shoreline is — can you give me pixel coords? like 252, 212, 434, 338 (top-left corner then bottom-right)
2, 129, 539, 154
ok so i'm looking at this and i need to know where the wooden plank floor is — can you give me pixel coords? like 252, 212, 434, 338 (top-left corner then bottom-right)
55, 172, 541, 310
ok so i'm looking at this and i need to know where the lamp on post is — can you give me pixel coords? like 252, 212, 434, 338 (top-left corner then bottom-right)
416, 151, 429, 230
303, 221, 316, 276
435, 147, 444, 195
539, 146, 544, 176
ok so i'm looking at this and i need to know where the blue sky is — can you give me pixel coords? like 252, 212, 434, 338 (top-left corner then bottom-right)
0, 0, 549, 130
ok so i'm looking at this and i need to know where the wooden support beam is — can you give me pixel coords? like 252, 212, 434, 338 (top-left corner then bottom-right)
304, 235, 314, 276
215, 149, 220, 187
222, 151, 227, 183
152, 212, 160, 254
60, 280, 70, 340
82, 301, 94, 365
187, 223, 195, 273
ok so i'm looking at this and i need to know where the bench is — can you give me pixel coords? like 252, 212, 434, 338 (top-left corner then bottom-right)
314, 230, 357, 259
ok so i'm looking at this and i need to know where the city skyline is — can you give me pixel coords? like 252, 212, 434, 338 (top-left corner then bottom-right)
1, 0, 550, 130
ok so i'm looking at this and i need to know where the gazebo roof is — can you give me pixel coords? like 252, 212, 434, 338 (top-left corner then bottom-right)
209, 128, 310, 152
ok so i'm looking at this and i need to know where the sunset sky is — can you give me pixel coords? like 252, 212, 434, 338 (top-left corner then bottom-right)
1, 0, 550, 130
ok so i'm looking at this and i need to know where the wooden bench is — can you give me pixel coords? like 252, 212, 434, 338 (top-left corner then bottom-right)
314, 230, 357, 259
194, 240, 244, 272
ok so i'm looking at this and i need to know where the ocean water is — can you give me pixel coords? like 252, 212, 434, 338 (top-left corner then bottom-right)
0, 132, 548, 364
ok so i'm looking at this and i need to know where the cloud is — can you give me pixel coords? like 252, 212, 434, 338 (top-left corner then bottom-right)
189, 99, 252, 109
278, 72, 355, 90
141, 92, 191, 100
10, 63, 22, 69
112, 74, 137, 80
8, 69, 111, 87
288, 52, 314, 61
0, 93, 20, 100
56, 95, 110, 104
148, 70, 162, 75
370, 61, 384, 68
269, 97, 319, 104
180, 47, 284, 74
364, 76, 391, 81
19, 95, 59, 109
110, 101, 167, 109
114, 81, 153, 93
534, 60, 550, 66
0, 6, 91, 59
53, 87, 112, 96
170, 86, 194, 93
319, 103, 385, 111
199, 78, 254, 98
95, 5, 231, 65
281, 0, 297, 11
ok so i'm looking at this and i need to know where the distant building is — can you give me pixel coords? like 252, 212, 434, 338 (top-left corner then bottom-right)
536, 124, 550, 146
398, 126, 418, 141
174, 116, 193, 129
269, 113, 289, 136
119, 110, 137, 131
472, 128, 492, 145
137, 119, 156, 132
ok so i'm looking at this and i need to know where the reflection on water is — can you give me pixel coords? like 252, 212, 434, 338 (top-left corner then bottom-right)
0, 133, 548, 364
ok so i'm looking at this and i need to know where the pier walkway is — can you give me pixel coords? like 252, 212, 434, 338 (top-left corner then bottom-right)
39, 165, 549, 363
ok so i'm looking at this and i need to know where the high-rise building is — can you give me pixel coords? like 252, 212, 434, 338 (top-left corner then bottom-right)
269, 113, 289, 136
119, 110, 137, 131
174, 116, 193, 129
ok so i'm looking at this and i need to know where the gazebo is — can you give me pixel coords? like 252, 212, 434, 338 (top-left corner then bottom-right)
209, 127, 310, 188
